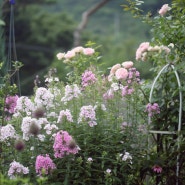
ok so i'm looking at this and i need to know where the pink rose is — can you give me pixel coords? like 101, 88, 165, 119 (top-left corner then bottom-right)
110, 64, 121, 75
115, 68, 128, 80
56, 52, 65, 60
122, 61, 133, 69
64, 50, 76, 59
83, 48, 95, 55
158, 4, 170, 16
136, 42, 150, 61
72, 46, 84, 53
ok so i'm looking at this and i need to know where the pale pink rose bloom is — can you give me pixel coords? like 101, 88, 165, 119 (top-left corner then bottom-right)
83, 48, 95, 55
148, 46, 161, 52
72, 46, 84, 53
136, 42, 150, 60
122, 61, 133, 69
160, 45, 171, 54
115, 68, 128, 80
158, 4, 170, 16
110, 64, 121, 75
56, 52, 65, 60
64, 50, 76, 59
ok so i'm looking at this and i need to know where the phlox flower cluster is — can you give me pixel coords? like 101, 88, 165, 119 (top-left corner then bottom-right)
0, 124, 16, 142
57, 109, 73, 123
8, 161, 29, 179
56, 46, 95, 62
35, 154, 56, 176
44, 123, 58, 135
81, 70, 97, 87
5, 95, 18, 114
78, 105, 97, 127
122, 68, 140, 96
146, 103, 160, 117
136, 42, 171, 61
103, 88, 114, 100
21, 117, 41, 141
53, 130, 79, 158
34, 87, 54, 108
14, 96, 34, 117
61, 84, 81, 104
120, 152, 132, 163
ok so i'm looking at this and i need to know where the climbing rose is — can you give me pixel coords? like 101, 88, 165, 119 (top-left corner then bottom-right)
136, 42, 150, 61
110, 64, 121, 75
158, 4, 170, 16
83, 47, 95, 55
122, 61, 133, 69
115, 68, 128, 80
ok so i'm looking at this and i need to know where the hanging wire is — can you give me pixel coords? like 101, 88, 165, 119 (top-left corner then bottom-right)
7, 0, 21, 95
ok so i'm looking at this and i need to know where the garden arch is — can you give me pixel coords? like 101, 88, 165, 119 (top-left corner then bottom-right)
148, 62, 182, 185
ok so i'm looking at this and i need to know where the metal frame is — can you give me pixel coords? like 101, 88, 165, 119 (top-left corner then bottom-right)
148, 63, 182, 185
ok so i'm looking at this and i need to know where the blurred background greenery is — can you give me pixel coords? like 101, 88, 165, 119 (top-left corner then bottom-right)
0, 0, 171, 95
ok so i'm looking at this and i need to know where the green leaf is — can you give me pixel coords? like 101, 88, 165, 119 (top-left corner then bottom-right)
0, 19, 5, 26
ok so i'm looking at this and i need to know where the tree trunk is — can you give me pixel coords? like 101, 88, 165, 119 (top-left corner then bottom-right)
73, 0, 111, 47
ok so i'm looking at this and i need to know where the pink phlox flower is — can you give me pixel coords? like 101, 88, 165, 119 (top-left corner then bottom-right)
81, 70, 97, 87
121, 86, 134, 96
35, 154, 56, 176
78, 105, 96, 124
127, 68, 141, 84
88, 120, 97, 127
44, 124, 58, 135
53, 130, 79, 158
158, 4, 171, 16
152, 165, 162, 173
57, 109, 73, 123
61, 84, 81, 103
103, 89, 114, 100
5, 95, 19, 114
8, 161, 29, 179
146, 103, 160, 117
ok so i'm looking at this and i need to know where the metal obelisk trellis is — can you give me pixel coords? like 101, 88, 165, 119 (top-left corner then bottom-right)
6, 0, 21, 94
148, 62, 182, 185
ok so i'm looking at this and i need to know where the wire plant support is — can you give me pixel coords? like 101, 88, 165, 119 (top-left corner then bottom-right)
6, 0, 21, 95
148, 61, 182, 185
